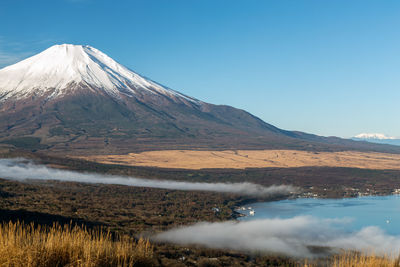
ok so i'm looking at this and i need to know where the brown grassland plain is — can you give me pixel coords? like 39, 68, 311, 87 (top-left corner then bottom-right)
80, 149, 400, 170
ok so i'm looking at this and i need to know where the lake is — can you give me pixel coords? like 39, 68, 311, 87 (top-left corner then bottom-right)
239, 195, 400, 235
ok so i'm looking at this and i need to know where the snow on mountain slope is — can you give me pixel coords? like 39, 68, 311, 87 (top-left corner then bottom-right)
352, 133, 400, 147
354, 133, 396, 140
0, 44, 198, 103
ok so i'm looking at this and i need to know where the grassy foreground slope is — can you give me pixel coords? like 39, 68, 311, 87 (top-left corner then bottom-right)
330, 254, 400, 267
1, 220, 399, 267
0, 221, 153, 267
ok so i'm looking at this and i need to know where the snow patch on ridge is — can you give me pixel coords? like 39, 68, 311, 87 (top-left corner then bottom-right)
354, 133, 397, 140
0, 44, 199, 103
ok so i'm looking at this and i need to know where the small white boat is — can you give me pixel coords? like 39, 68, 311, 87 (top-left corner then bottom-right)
249, 210, 255, 216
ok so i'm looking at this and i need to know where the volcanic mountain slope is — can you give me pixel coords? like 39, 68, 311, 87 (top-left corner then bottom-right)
0, 44, 398, 155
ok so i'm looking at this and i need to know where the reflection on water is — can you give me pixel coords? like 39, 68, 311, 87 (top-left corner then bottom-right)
239, 195, 400, 235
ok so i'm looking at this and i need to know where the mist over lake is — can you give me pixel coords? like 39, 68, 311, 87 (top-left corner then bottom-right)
239, 195, 400, 235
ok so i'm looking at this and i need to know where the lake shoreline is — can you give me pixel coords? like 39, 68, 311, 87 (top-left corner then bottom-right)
236, 194, 400, 235
234, 192, 400, 221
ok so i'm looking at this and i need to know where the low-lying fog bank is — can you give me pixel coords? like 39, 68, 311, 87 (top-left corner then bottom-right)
0, 158, 296, 197
154, 216, 400, 258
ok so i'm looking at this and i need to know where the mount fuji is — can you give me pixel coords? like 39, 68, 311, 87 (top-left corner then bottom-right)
0, 44, 399, 155
0, 44, 199, 104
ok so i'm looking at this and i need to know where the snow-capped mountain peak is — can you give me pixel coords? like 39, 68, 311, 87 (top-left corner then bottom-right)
354, 133, 396, 140
0, 44, 197, 102
353, 133, 400, 147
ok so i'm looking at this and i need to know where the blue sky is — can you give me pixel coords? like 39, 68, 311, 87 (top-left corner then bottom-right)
1, 0, 399, 138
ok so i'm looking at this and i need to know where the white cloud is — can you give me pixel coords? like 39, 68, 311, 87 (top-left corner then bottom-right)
0, 158, 296, 197
0, 51, 32, 68
0, 36, 63, 69
0, 38, 35, 68
154, 216, 400, 258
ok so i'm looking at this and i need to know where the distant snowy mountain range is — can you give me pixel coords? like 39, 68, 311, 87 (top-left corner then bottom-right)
353, 133, 400, 146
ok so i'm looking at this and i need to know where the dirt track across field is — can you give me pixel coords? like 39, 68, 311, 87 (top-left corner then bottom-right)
79, 149, 400, 170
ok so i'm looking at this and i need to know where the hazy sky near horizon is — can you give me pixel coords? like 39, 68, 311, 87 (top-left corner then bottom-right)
0, 0, 399, 138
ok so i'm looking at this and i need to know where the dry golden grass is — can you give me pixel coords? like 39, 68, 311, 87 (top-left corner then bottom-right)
331, 253, 400, 267
303, 253, 400, 267
81, 149, 400, 170
0, 221, 154, 267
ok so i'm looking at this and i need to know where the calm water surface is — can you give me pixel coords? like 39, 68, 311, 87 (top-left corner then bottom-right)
239, 195, 400, 235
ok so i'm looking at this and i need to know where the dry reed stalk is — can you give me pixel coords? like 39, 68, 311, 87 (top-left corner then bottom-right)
0, 221, 153, 267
